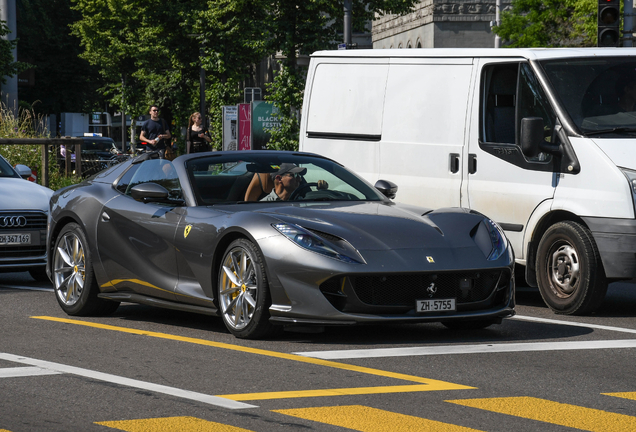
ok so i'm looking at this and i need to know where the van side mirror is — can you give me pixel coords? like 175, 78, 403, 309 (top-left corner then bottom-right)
520, 117, 561, 157
519, 117, 543, 158
375, 179, 398, 199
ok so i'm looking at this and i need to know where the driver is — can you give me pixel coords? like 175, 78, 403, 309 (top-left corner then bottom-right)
261, 163, 307, 201
260, 163, 328, 201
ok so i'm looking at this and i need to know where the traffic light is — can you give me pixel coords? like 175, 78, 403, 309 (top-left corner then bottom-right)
598, 0, 621, 47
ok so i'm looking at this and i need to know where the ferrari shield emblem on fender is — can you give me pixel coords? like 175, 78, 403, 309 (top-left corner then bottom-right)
426, 256, 435, 263
184, 225, 192, 238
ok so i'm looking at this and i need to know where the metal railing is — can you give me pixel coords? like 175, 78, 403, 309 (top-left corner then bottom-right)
0, 137, 129, 188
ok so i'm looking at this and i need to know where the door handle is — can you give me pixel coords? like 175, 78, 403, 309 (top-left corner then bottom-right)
101, 212, 110, 222
468, 154, 477, 174
449, 153, 460, 174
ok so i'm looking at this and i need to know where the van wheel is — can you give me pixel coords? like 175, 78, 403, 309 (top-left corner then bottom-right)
536, 221, 607, 315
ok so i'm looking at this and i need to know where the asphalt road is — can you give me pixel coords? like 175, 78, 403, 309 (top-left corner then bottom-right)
2, 271, 636, 431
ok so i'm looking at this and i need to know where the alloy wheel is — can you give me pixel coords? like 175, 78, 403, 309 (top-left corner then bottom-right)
220, 246, 258, 330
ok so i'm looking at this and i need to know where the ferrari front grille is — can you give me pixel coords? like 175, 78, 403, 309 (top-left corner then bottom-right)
319, 269, 510, 312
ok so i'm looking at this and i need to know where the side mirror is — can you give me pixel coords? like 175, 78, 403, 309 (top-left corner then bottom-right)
14, 164, 32, 179
375, 179, 398, 199
519, 117, 543, 158
130, 182, 169, 203
520, 117, 561, 157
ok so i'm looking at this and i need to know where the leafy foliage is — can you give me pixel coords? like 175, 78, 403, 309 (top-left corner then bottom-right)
494, 0, 596, 47
17, 0, 101, 115
0, 19, 29, 86
0, 103, 78, 190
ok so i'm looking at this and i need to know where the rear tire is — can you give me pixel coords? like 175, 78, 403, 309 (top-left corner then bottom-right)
218, 238, 274, 339
52, 223, 119, 316
535, 221, 607, 315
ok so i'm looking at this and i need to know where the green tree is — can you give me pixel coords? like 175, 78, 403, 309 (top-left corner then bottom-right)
71, 0, 201, 143
0, 19, 28, 85
494, 0, 596, 47
17, 0, 101, 115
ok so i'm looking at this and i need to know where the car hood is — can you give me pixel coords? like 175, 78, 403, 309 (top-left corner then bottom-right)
0, 178, 53, 211
251, 201, 481, 251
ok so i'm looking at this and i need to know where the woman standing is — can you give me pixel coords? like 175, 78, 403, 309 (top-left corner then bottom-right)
187, 112, 212, 153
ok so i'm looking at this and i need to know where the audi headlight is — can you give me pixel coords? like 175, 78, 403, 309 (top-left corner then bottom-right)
273, 223, 361, 264
473, 218, 508, 261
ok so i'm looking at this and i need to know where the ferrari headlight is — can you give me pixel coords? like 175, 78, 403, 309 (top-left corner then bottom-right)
473, 218, 508, 261
273, 223, 361, 264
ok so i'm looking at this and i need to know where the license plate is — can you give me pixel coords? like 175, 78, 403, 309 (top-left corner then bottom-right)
416, 298, 456, 313
0, 233, 31, 245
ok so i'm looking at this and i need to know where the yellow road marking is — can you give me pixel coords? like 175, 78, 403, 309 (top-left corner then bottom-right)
448, 396, 636, 431
221, 383, 469, 401
273, 405, 483, 431
32, 316, 472, 387
604, 392, 636, 401
96, 416, 252, 432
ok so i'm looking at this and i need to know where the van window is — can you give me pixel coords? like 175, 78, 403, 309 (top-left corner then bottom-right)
482, 63, 554, 163
307, 63, 388, 139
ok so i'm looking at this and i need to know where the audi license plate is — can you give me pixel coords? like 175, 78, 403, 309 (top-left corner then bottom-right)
0, 233, 31, 245
417, 298, 456, 313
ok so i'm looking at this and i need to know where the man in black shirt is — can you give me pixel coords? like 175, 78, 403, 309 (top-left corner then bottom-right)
139, 105, 172, 158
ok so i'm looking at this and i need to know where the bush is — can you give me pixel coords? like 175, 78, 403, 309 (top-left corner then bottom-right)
0, 103, 80, 191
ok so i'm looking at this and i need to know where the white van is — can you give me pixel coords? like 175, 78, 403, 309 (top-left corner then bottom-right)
299, 48, 636, 315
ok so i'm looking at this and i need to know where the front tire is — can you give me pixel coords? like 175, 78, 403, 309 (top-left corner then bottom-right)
536, 221, 607, 315
218, 238, 274, 339
52, 223, 119, 316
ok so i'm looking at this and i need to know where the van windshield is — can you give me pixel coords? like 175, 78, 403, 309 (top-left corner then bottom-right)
540, 57, 636, 136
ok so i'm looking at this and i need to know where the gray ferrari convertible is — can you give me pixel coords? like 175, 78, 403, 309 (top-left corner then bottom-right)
47, 151, 515, 339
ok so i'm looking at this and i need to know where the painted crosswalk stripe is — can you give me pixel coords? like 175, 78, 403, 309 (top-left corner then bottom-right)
296, 339, 636, 359
0, 353, 255, 410
273, 405, 483, 431
96, 416, 253, 431
447, 396, 636, 431
0, 366, 61, 378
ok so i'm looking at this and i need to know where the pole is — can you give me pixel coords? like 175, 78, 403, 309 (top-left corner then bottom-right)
495, 0, 502, 48
199, 43, 206, 126
344, 0, 352, 47
0, 0, 18, 115
626, 0, 634, 47
121, 75, 126, 153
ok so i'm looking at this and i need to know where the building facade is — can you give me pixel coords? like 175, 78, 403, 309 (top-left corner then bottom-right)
373, 0, 512, 49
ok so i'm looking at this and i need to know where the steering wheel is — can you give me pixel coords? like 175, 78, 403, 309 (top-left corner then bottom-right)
289, 182, 319, 200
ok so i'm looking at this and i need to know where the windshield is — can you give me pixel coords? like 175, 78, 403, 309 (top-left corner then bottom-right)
540, 57, 636, 136
185, 154, 386, 205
